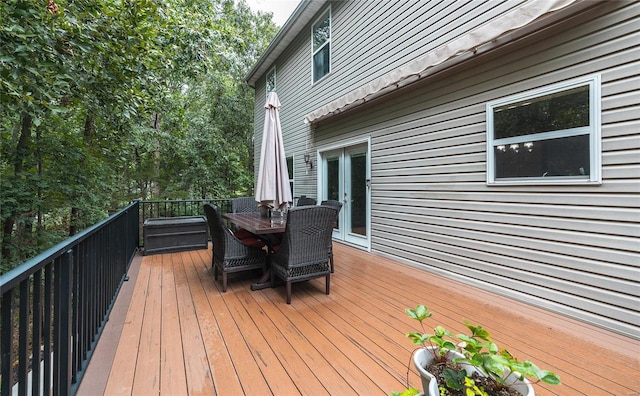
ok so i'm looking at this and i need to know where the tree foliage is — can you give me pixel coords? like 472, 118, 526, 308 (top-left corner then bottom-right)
0, 0, 277, 271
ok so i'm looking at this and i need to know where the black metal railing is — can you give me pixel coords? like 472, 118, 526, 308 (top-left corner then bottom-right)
0, 198, 247, 395
138, 199, 233, 245
0, 201, 139, 396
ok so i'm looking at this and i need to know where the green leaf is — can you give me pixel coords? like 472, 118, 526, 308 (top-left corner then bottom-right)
406, 304, 433, 322
391, 388, 420, 396
464, 322, 492, 341
443, 368, 466, 390
540, 371, 561, 385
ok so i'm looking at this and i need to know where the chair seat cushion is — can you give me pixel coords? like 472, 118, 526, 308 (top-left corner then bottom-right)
234, 228, 254, 240
238, 236, 266, 249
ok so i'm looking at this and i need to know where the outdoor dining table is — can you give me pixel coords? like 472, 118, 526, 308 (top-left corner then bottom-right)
223, 212, 286, 236
223, 212, 286, 290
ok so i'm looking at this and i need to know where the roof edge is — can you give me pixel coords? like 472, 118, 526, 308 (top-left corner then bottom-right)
304, 0, 593, 125
245, 0, 328, 88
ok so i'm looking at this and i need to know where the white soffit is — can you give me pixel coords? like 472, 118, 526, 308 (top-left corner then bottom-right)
304, 0, 587, 125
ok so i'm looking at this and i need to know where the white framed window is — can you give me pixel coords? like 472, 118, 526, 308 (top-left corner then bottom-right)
311, 7, 331, 84
486, 75, 601, 185
287, 155, 294, 196
266, 67, 276, 98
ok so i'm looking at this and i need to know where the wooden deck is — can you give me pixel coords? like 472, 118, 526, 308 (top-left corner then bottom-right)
78, 243, 640, 395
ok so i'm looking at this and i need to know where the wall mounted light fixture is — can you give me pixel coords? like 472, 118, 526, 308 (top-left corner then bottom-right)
304, 153, 313, 170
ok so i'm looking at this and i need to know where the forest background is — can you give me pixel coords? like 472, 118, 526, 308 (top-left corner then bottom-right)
1, 0, 278, 272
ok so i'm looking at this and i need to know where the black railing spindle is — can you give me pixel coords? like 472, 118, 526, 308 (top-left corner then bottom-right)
1, 289, 14, 396
0, 201, 139, 395
43, 265, 53, 396
32, 269, 42, 396
0, 198, 244, 394
18, 279, 29, 396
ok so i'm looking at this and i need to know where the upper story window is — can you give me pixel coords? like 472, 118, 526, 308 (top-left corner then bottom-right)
266, 67, 276, 98
312, 8, 331, 84
486, 75, 601, 185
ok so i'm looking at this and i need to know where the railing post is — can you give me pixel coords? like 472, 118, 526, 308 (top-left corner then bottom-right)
1, 289, 14, 396
1, 200, 140, 395
31, 269, 43, 396
44, 265, 53, 395
54, 250, 73, 395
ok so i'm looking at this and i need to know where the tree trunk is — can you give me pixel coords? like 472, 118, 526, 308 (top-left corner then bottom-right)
69, 207, 79, 236
1, 113, 32, 263
152, 114, 160, 198
68, 114, 95, 236
36, 126, 43, 230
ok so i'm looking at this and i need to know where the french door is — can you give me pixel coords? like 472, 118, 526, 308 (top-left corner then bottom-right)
320, 142, 370, 249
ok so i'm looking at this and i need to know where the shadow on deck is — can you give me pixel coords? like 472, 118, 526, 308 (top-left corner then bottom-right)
78, 243, 639, 395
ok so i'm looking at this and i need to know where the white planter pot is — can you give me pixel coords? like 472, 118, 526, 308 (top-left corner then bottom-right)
413, 347, 471, 396
413, 347, 535, 396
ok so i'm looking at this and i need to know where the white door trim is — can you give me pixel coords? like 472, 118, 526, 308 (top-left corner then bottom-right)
316, 137, 371, 251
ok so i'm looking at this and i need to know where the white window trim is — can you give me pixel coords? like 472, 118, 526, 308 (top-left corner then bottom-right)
486, 74, 601, 186
266, 66, 276, 99
311, 6, 331, 85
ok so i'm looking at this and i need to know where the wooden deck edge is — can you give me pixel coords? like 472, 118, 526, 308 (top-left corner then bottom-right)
76, 252, 144, 395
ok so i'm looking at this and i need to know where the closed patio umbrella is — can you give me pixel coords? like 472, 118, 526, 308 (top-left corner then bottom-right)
255, 92, 292, 210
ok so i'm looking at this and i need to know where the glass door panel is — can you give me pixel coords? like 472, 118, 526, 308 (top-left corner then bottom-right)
320, 143, 369, 249
326, 156, 340, 202
325, 154, 342, 233
348, 152, 367, 237
345, 147, 367, 244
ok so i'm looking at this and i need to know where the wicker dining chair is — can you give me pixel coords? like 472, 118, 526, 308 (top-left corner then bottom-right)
296, 196, 317, 206
203, 203, 267, 292
230, 197, 266, 247
232, 197, 259, 214
270, 205, 339, 304
320, 200, 343, 273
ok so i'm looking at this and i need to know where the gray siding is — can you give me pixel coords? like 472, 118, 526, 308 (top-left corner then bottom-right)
254, 0, 533, 198
251, 1, 640, 338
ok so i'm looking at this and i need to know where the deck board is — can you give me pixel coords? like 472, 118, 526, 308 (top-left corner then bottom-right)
231, 286, 331, 394
101, 251, 151, 395
160, 253, 188, 395
184, 250, 244, 395
172, 251, 210, 395
81, 243, 640, 396
248, 287, 357, 394
131, 253, 162, 395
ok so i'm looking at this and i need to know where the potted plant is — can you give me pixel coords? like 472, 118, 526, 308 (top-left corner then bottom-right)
395, 305, 561, 396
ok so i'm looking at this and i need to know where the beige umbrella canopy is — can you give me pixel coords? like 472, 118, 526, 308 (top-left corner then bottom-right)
255, 92, 292, 209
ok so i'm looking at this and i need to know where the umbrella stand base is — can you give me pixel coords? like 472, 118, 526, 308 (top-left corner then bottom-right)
251, 281, 272, 290
251, 269, 272, 290
251, 276, 284, 291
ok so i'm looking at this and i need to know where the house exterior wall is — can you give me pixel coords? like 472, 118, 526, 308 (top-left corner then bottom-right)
250, 1, 640, 338
253, 0, 535, 198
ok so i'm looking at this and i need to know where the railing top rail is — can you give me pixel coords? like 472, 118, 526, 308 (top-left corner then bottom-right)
141, 199, 205, 203
139, 198, 228, 205
0, 200, 139, 293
